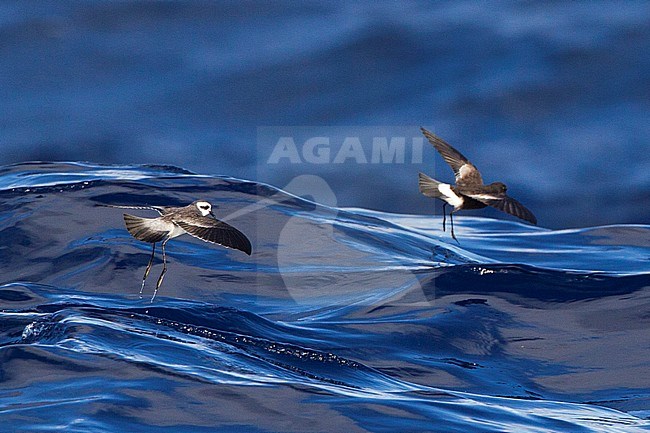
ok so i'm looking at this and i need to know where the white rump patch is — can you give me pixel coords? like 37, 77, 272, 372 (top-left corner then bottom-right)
144, 217, 177, 234
437, 183, 464, 207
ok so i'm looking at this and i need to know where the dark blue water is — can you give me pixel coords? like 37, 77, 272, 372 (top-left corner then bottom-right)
1, 162, 649, 432
2, 1, 650, 228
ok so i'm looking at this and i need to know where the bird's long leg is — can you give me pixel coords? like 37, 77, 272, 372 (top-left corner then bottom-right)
442, 202, 447, 232
449, 210, 460, 244
151, 238, 169, 302
139, 243, 156, 298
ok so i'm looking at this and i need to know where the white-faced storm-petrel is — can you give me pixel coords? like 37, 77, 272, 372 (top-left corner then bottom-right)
110, 200, 251, 301
418, 127, 537, 241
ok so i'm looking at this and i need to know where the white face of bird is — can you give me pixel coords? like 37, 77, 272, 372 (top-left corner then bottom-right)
195, 201, 212, 216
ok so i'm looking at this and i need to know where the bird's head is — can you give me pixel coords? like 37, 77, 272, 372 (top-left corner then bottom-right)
491, 182, 507, 193
195, 200, 215, 217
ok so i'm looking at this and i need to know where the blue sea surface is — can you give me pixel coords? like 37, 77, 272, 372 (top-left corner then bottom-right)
1, 163, 649, 432
2, 1, 650, 228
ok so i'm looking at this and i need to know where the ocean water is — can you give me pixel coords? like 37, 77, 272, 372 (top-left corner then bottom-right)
1, 162, 648, 432
2, 1, 650, 228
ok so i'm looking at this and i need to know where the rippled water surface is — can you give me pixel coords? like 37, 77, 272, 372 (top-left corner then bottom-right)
1, 163, 649, 432
3, 1, 650, 228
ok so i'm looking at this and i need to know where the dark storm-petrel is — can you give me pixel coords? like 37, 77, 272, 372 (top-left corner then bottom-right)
418, 127, 537, 241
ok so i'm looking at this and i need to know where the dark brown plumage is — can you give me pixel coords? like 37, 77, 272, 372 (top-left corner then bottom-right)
418, 127, 537, 241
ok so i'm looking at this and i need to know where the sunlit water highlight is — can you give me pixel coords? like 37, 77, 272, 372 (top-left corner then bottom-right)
1, 162, 649, 432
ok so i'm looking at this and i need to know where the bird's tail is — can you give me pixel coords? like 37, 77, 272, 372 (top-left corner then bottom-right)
123, 214, 168, 243
418, 172, 443, 198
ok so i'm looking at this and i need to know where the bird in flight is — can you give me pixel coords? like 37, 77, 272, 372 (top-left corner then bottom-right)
418, 127, 537, 241
109, 200, 251, 301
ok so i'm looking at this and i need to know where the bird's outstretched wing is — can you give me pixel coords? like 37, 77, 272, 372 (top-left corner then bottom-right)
123, 214, 169, 243
100, 204, 165, 215
421, 127, 483, 185
176, 219, 252, 255
464, 193, 537, 225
